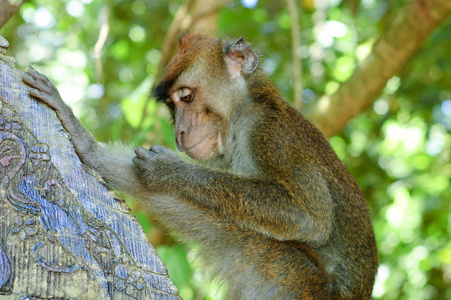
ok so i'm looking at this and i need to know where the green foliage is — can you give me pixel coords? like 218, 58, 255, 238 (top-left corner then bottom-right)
157, 245, 193, 290
1, 0, 450, 299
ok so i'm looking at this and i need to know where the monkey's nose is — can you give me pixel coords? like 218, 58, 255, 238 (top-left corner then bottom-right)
176, 130, 185, 148
177, 130, 185, 141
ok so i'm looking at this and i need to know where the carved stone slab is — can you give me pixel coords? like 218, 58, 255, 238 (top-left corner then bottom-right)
0, 38, 181, 299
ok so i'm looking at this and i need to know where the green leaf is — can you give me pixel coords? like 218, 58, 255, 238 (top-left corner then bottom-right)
120, 77, 153, 129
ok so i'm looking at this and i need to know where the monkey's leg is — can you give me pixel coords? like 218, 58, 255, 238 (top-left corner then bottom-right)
143, 194, 333, 299
223, 236, 334, 299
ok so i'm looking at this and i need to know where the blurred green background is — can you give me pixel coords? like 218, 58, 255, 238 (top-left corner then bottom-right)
1, 0, 450, 299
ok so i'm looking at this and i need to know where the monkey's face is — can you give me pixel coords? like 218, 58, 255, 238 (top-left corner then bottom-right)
170, 87, 223, 161
153, 33, 258, 161
166, 70, 234, 162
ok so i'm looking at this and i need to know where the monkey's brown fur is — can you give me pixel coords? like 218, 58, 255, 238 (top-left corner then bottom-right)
24, 32, 378, 299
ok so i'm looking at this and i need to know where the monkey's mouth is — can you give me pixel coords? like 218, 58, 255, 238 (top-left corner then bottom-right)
177, 133, 219, 161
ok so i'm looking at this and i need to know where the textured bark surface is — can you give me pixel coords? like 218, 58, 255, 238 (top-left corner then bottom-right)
310, 0, 451, 137
0, 38, 180, 300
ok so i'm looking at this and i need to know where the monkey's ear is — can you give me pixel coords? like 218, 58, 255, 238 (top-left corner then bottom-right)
226, 38, 259, 77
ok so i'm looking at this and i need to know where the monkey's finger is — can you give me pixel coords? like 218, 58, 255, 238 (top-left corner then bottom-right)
150, 145, 173, 155
132, 156, 152, 171
150, 145, 178, 159
23, 73, 54, 96
29, 88, 45, 100
150, 145, 162, 153
132, 156, 140, 166
27, 66, 51, 85
135, 147, 153, 159
132, 156, 144, 169
23, 72, 38, 87
26, 66, 45, 83
26, 66, 59, 93
27, 65, 39, 75
29, 88, 60, 110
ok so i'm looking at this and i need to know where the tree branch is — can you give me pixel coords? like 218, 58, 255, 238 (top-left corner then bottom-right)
309, 0, 451, 138
0, 0, 24, 29
154, 0, 196, 86
153, 0, 233, 85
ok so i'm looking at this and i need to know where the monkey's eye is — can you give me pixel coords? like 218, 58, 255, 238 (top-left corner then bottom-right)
180, 93, 193, 103
178, 88, 194, 103
171, 87, 194, 104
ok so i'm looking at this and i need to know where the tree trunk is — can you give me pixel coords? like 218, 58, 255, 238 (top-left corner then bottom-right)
0, 37, 180, 300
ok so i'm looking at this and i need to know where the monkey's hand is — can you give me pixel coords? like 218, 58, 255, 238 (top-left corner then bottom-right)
23, 67, 99, 162
23, 67, 66, 113
133, 146, 187, 192
23, 67, 151, 199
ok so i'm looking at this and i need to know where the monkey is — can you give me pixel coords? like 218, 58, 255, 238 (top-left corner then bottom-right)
23, 32, 378, 299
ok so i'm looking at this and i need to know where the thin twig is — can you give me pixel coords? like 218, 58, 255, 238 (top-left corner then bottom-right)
285, 0, 302, 110
94, 3, 110, 84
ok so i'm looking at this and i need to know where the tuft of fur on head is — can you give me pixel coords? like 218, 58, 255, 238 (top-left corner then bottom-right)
152, 33, 262, 102
152, 33, 226, 103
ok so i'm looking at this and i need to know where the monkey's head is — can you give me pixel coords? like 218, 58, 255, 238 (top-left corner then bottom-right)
153, 33, 259, 161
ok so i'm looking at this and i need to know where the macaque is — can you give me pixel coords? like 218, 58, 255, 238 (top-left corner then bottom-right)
23, 32, 378, 299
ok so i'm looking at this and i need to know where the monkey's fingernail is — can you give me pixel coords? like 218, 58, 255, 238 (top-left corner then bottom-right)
23, 73, 35, 83
27, 65, 37, 74
29, 88, 41, 96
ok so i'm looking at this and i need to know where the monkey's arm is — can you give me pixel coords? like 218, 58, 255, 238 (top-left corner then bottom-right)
134, 146, 333, 247
23, 69, 332, 246
23, 68, 148, 197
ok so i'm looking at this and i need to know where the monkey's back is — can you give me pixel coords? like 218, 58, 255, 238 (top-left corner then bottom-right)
246, 75, 378, 298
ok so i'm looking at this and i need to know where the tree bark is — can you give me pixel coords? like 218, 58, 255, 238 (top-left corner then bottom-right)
0, 37, 180, 300
0, 0, 23, 29
309, 0, 451, 137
